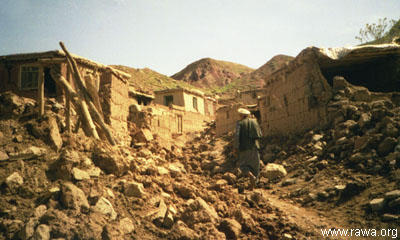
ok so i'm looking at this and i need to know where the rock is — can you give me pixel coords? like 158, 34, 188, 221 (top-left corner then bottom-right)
173, 220, 199, 239
19, 218, 36, 240
71, 168, 90, 181
48, 116, 63, 151
369, 198, 385, 212
92, 144, 129, 176
168, 162, 186, 177
219, 218, 241, 240
87, 167, 101, 177
352, 87, 370, 101
92, 197, 117, 220
349, 153, 366, 165
283, 233, 293, 240
222, 172, 237, 185
13, 135, 23, 143
124, 181, 146, 198
164, 210, 174, 229
138, 148, 152, 158
5, 172, 23, 188
384, 123, 399, 137
312, 134, 324, 142
382, 213, 399, 222
34, 205, 47, 219
194, 197, 218, 221
134, 128, 153, 142
153, 199, 168, 227
33, 224, 50, 240
9, 146, 46, 160
388, 197, 400, 209
173, 183, 194, 199
0, 150, 9, 161
282, 178, 297, 186
60, 182, 89, 213
378, 137, 397, 156
260, 163, 287, 181
316, 160, 328, 170
358, 113, 371, 128
119, 217, 134, 234
354, 135, 370, 151
157, 166, 169, 175
333, 76, 349, 91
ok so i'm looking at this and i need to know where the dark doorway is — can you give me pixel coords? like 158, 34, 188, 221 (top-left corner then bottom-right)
44, 67, 57, 97
321, 55, 400, 92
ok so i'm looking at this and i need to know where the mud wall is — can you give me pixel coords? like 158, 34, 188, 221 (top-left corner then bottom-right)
154, 89, 185, 107
182, 91, 205, 114
260, 56, 332, 136
215, 103, 242, 136
100, 72, 131, 144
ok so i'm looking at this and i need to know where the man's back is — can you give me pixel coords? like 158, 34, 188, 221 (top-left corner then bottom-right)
238, 117, 262, 151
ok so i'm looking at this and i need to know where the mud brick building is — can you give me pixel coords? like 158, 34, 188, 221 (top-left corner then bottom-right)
0, 50, 132, 143
260, 43, 400, 136
154, 88, 208, 115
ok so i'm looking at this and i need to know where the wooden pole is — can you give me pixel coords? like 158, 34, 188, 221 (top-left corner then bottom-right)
38, 66, 44, 116
50, 68, 116, 145
66, 67, 71, 133
49, 68, 99, 140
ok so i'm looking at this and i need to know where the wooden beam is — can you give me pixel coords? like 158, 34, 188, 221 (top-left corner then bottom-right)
37, 66, 44, 116
50, 68, 116, 145
66, 67, 71, 133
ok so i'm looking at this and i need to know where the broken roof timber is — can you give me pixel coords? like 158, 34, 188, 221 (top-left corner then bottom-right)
316, 43, 400, 68
0, 50, 131, 81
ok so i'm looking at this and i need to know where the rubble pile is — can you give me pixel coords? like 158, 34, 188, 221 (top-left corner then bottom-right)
261, 77, 400, 227
0, 92, 314, 239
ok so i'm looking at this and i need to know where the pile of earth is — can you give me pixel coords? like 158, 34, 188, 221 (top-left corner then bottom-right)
0, 92, 320, 240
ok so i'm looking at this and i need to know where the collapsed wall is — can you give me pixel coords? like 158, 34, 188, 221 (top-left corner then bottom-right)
260, 48, 332, 136
128, 104, 212, 148
260, 44, 400, 137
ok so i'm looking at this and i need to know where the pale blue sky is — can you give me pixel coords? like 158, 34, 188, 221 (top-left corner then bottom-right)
0, 0, 399, 75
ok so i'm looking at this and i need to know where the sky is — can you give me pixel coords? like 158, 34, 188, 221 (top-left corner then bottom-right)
0, 0, 399, 76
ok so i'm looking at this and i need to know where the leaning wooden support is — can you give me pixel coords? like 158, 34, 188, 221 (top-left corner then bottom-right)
50, 68, 116, 145
49, 68, 100, 140
37, 67, 44, 116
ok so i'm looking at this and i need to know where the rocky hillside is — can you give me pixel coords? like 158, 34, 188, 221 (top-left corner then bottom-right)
171, 58, 254, 89
111, 65, 205, 94
243, 55, 294, 88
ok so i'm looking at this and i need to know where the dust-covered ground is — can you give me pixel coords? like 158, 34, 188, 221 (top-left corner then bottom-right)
0, 79, 399, 240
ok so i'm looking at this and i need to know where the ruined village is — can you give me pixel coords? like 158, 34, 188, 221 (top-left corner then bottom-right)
1, 30, 400, 240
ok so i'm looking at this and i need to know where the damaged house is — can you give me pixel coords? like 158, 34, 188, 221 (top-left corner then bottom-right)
0, 50, 132, 144
215, 88, 264, 136
259, 43, 400, 136
129, 87, 216, 148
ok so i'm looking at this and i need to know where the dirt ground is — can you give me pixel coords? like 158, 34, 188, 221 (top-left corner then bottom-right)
0, 90, 399, 240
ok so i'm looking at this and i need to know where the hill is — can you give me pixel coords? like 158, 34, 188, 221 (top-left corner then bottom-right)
111, 65, 205, 94
171, 58, 254, 89
245, 54, 294, 87
212, 54, 294, 96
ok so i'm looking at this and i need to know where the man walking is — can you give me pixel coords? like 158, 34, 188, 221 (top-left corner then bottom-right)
234, 108, 262, 190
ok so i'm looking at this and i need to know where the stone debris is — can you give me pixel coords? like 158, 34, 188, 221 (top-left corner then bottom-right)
124, 181, 146, 198
91, 197, 117, 220
5, 172, 24, 188
260, 163, 287, 181
60, 182, 89, 213
71, 167, 90, 181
